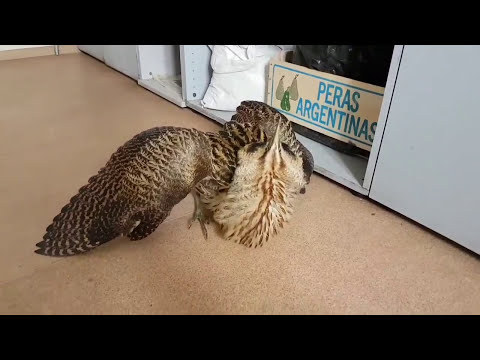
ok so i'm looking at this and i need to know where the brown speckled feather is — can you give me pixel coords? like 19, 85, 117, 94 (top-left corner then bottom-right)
36, 127, 213, 256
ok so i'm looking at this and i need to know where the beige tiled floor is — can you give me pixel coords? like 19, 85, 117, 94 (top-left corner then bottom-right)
1, 53, 479, 315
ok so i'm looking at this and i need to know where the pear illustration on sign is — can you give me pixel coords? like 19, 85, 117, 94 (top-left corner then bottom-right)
276, 74, 299, 111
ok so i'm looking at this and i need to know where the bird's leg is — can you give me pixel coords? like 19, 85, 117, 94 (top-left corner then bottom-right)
188, 191, 209, 240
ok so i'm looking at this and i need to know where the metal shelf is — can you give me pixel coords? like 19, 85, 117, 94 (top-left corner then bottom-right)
138, 78, 186, 108
296, 134, 368, 195
186, 100, 234, 124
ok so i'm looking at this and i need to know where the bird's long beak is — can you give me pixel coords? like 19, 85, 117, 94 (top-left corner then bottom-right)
266, 123, 282, 154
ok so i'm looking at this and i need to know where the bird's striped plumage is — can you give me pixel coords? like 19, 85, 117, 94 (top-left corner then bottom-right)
36, 127, 213, 256
210, 117, 310, 247
196, 101, 314, 247
35, 101, 314, 256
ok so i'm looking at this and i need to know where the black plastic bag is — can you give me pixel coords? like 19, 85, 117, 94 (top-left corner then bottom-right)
293, 45, 394, 87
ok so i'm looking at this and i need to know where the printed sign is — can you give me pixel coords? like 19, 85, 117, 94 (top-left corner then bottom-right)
267, 60, 385, 151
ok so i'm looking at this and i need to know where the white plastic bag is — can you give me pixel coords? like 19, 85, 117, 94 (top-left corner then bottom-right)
201, 45, 282, 111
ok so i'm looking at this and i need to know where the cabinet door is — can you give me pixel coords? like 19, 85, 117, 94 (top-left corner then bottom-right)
103, 45, 139, 79
369, 45, 480, 254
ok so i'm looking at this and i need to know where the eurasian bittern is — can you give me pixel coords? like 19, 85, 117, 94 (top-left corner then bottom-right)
35, 101, 313, 256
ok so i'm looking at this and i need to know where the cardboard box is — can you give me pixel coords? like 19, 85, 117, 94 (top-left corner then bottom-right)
267, 59, 385, 151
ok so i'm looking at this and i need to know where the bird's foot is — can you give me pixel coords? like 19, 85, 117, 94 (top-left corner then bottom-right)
188, 209, 209, 240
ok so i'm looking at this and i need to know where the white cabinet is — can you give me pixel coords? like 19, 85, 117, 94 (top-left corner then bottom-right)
79, 45, 184, 106
78, 45, 139, 79
369, 45, 480, 254
136, 45, 184, 107
103, 45, 139, 79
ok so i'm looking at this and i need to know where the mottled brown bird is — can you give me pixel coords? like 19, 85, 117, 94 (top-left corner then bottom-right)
191, 101, 314, 247
35, 101, 313, 256
211, 123, 311, 248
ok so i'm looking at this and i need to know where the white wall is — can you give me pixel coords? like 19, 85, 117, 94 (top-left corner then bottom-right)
0, 45, 50, 51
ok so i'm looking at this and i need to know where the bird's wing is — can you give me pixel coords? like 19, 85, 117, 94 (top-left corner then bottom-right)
231, 101, 289, 139
35, 127, 213, 257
